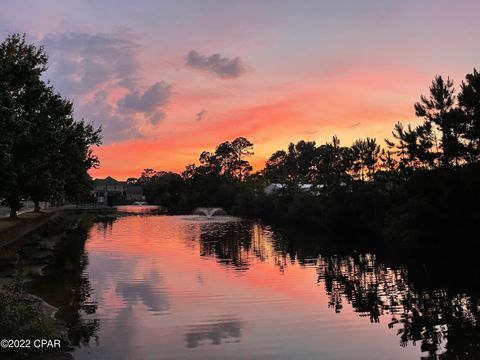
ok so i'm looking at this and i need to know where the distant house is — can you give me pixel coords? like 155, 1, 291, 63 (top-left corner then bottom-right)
93, 176, 126, 204
126, 185, 145, 201
299, 184, 314, 191
264, 183, 328, 195
264, 183, 287, 195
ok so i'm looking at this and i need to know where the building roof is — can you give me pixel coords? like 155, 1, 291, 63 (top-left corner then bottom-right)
264, 183, 287, 194
94, 176, 126, 186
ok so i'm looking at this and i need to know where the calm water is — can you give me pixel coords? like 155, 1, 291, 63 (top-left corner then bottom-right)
32, 210, 480, 359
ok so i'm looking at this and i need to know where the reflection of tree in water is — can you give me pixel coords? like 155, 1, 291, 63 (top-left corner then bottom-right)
184, 318, 242, 348
30, 224, 100, 347
96, 219, 114, 234
317, 253, 480, 359
197, 221, 253, 271
191, 219, 480, 358
196, 221, 289, 272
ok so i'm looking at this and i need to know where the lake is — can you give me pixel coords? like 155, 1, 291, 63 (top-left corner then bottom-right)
32, 210, 480, 359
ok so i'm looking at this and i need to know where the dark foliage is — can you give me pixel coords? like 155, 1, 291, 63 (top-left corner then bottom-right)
0, 34, 102, 217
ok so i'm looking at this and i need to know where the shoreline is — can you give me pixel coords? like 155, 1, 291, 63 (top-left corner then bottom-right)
0, 212, 96, 360
0, 209, 62, 249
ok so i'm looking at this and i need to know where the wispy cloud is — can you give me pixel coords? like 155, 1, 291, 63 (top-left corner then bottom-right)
195, 109, 207, 121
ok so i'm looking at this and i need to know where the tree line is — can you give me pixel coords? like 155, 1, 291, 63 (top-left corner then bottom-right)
0, 34, 101, 218
132, 68, 480, 199
263, 72, 480, 184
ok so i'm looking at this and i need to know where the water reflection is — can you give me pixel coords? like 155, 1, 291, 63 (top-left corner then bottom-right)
35, 215, 480, 359
317, 253, 480, 358
185, 318, 242, 348
116, 274, 169, 314
190, 220, 480, 359
30, 227, 99, 347
197, 221, 253, 271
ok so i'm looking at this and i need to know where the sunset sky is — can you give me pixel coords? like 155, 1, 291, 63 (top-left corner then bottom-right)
2, 0, 480, 179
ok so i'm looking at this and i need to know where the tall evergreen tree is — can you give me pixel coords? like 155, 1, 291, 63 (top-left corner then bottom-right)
264, 150, 288, 182
386, 122, 435, 170
350, 138, 380, 181
458, 68, 480, 163
414, 75, 464, 167
315, 136, 351, 186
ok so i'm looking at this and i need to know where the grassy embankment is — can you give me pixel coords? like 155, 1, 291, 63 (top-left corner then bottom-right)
0, 211, 94, 360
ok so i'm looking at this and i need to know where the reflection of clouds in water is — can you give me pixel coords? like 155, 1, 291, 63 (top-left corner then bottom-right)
116, 281, 169, 313
115, 268, 169, 313
88, 255, 143, 298
76, 305, 136, 360
185, 318, 242, 348
75, 265, 170, 357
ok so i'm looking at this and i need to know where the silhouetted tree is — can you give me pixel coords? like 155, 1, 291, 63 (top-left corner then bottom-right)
385, 122, 435, 170
314, 136, 351, 186
414, 75, 464, 167
126, 177, 138, 185
350, 138, 380, 181
0, 34, 101, 216
141, 171, 184, 208
264, 150, 289, 182
230, 137, 254, 180
58, 116, 101, 203
379, 149, 398, 173
183, 137, 254, 181
137, 168, 158, 185
22, 85, 101, 209
264, 140, 318, 183
0, 34, 48, 217
289, 140, 318, 182
459, 68, 480, 163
